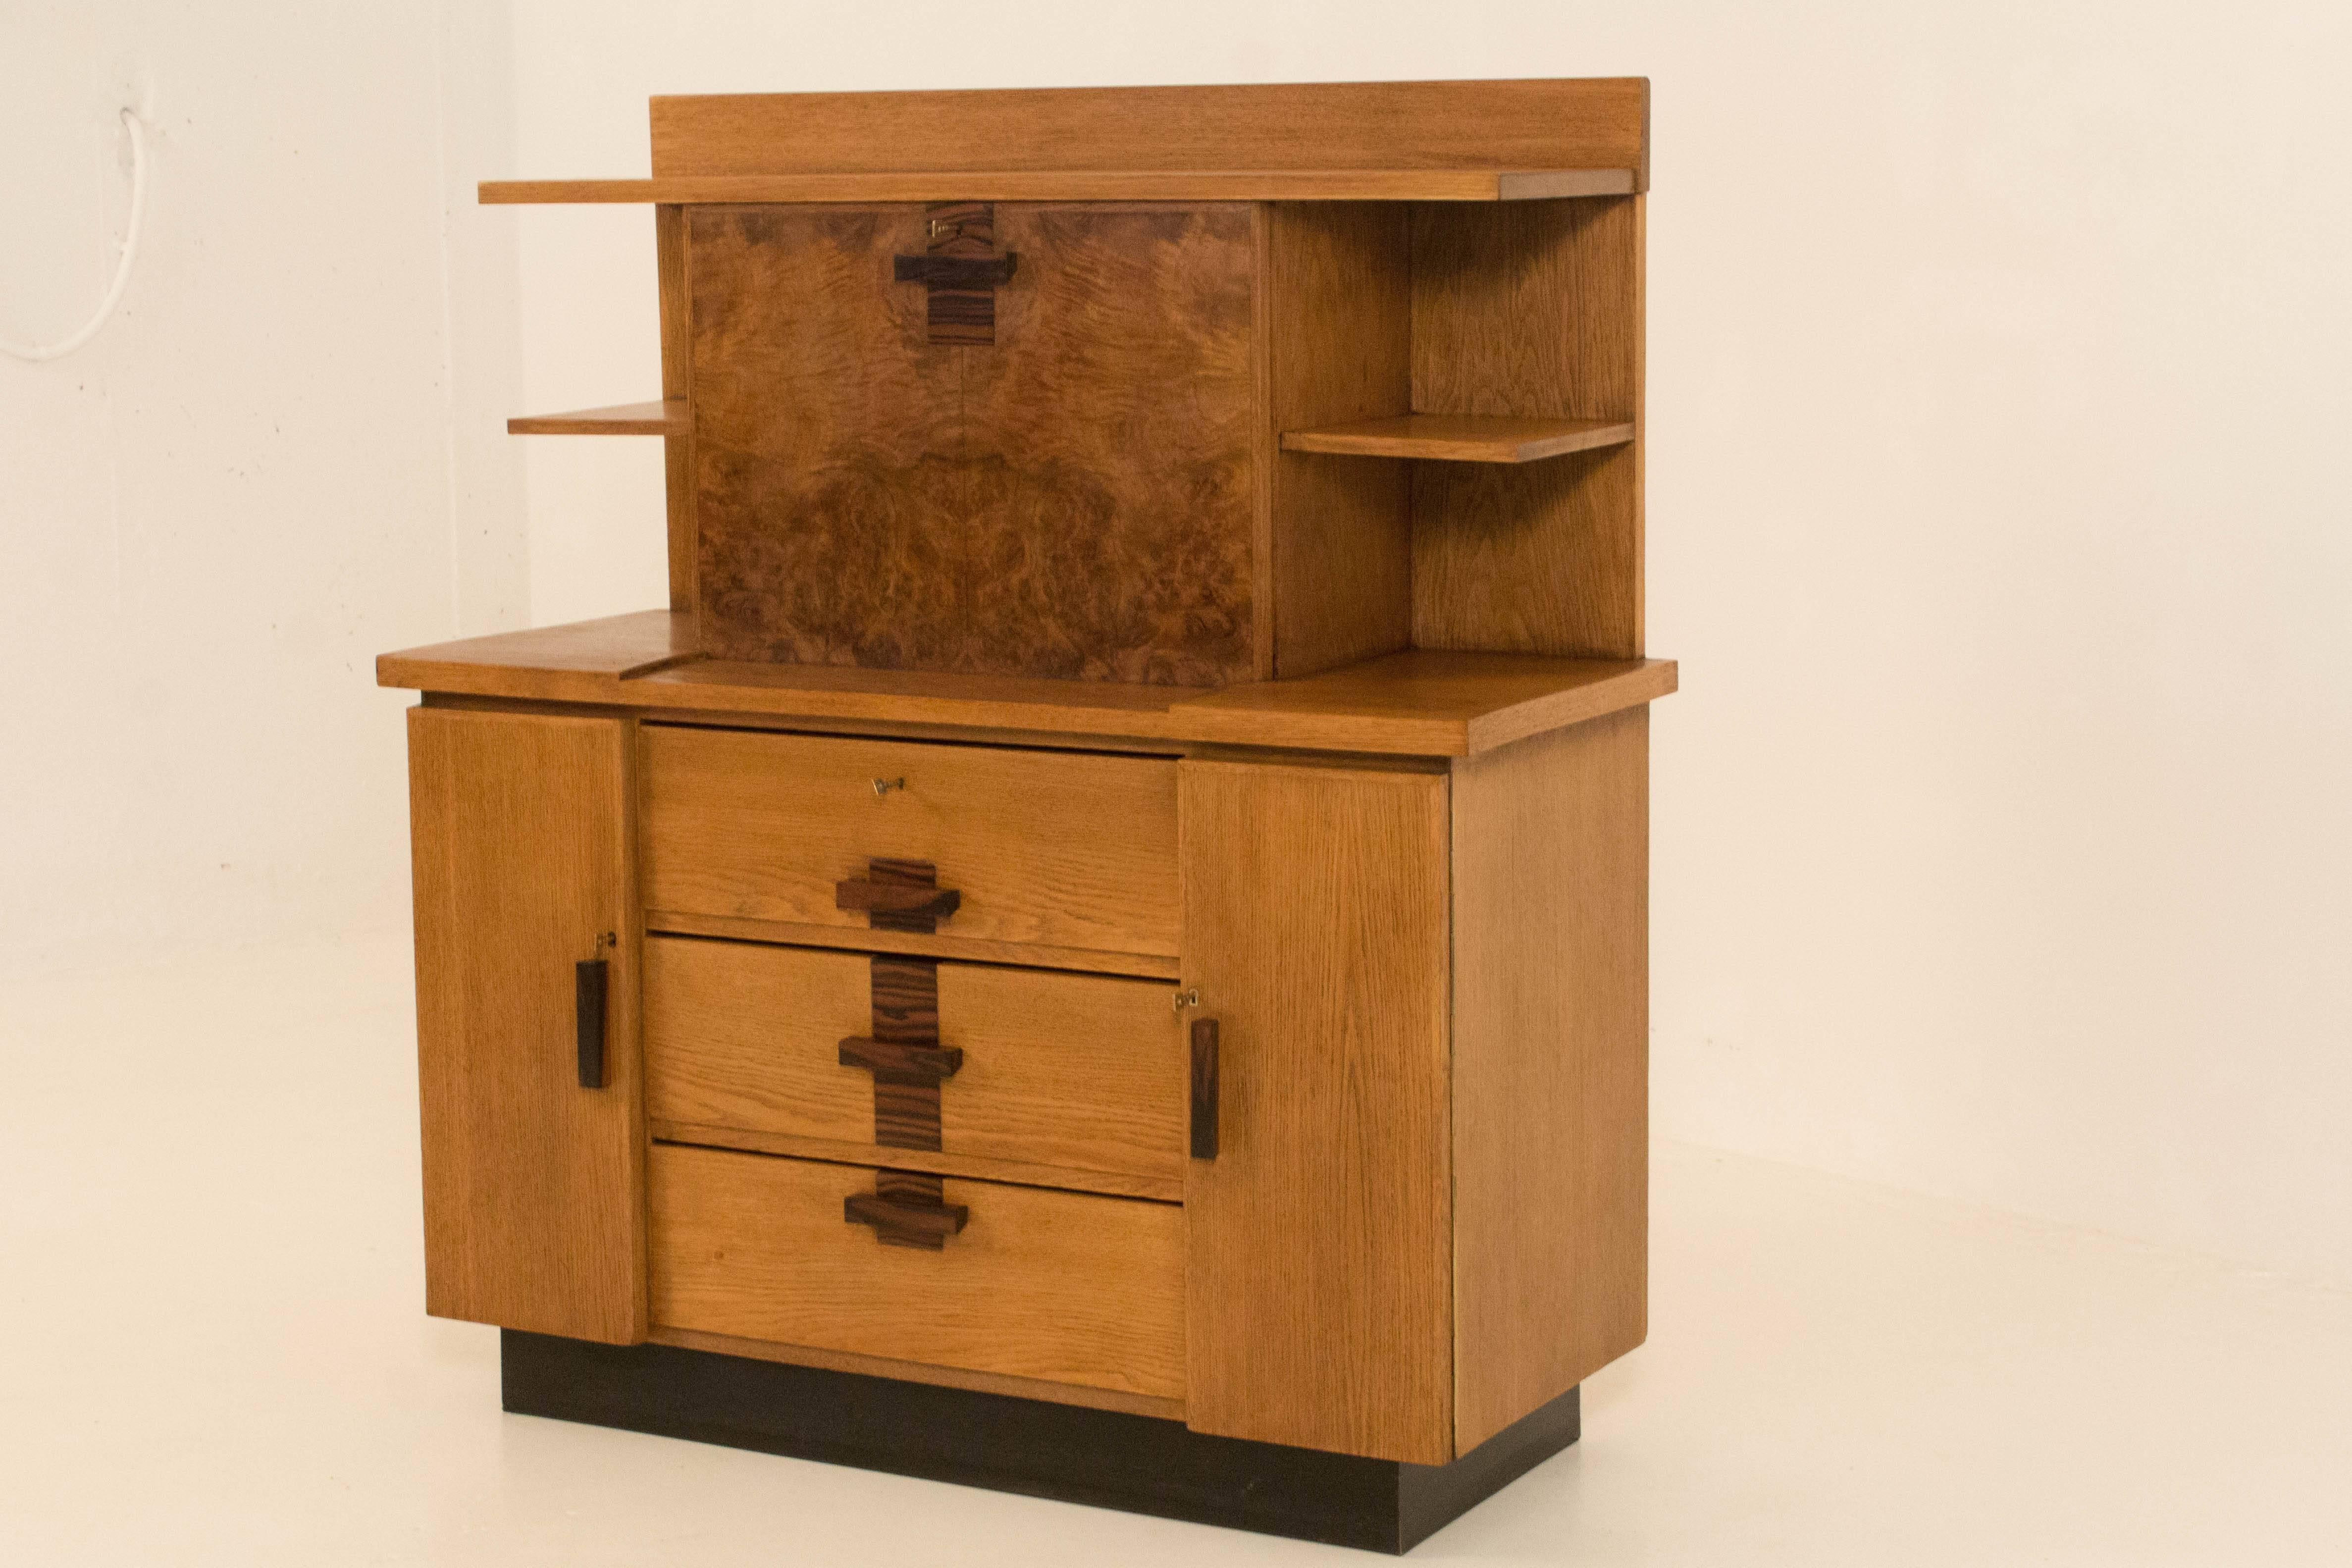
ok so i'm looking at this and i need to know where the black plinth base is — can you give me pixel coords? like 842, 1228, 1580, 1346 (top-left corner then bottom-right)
501, 1331, 1578, 1554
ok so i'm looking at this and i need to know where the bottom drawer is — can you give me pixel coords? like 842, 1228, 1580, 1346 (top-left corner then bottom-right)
649, 1143, 1185, 1401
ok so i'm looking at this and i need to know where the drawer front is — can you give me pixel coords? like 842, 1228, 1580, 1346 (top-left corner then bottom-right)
649, 1143, 1184, 1399
645, 937, 1186, 1189
640, 726, 1180, 960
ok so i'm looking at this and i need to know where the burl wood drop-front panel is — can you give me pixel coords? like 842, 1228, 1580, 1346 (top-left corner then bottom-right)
689, 203, 1258, 684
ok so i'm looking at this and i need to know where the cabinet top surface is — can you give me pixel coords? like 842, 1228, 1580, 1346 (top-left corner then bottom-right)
483, 76, 1650, 205
378, 613, 1674, 759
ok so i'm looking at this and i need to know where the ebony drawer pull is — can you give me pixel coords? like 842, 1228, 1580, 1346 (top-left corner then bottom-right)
839, 1037, 964, 1081
845, 1172, 969, 1250
1190, 1017, 1219, 1160
892, 253, 1018, 289
836, 857, 962, 934
575, 959, 609, 1090
835, 879, 963, 920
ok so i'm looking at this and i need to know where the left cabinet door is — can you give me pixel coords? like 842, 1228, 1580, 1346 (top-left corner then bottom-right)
407, 707, 646, 1344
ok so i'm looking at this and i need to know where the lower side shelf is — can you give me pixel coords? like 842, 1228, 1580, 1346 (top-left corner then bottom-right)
501, 1329, 1579, 1555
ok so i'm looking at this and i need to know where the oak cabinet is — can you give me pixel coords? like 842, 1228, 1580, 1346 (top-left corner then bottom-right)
389, 76, 1669, 1552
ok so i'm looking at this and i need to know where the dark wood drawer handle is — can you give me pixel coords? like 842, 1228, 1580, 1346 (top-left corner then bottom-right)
892, 253, 1018, 289
1190, 1017, 1219, 1160
838, 1037, 964, 1081
845, 1189, 970, 1251
575, 959, 608, 1090
835, 878, 962, 921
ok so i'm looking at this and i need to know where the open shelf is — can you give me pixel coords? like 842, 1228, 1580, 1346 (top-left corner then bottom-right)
478, 169, 1637, 207
507, 399, 685, 436
1280, 414, 1634, 464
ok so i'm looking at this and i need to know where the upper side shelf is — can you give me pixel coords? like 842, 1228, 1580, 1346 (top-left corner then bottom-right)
507, 399, 684, 436
1281, 415, 1634, 464
477, 169, 1638, 206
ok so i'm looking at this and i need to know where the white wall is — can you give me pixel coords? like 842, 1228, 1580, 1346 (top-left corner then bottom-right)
0, 3, 524, 973
495, 0, 2352, 1288
9, 3, 2348, 1291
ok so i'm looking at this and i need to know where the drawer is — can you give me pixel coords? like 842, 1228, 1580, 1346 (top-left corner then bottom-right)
645, 937, 1186, 1195
639, 726, 1179, 964
649, 1143, 1184, 1400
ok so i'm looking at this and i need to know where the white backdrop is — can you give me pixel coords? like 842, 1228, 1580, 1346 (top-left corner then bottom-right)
7, 2, 2349, 1290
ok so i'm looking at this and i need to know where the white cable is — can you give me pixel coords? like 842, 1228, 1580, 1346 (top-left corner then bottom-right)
1, 107, 150, 363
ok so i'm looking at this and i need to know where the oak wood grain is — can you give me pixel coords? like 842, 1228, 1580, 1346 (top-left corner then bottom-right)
479, 169, 1639, 205
650, 1144, 1185, 1399
408, 708, 646, 1343
637, 725, 1180, 957
378, 613, 1678, 758
649, 1326, 1185, 1419
646, 79, 1649, 188
1451, 708, 1650, 1450
655, 204, 695, 614
1411, 195, 1645, 657
1281, 414, 1634, 463
1264, 204, 1411, 678
506, 400, 684, 436
641, 910, 1183, 981
1180, 760, 1453, 1463
651, 1124, 1183, 1202
643, 937, 1186, 1187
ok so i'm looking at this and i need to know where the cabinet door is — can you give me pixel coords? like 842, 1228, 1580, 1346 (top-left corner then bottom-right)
407, 707, 645, 1343
687, 201, 1259, 684
1180, 760, 1454, 1463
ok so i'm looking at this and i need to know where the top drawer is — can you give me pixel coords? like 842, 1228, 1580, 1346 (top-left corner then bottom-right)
639, 726, 1180, 964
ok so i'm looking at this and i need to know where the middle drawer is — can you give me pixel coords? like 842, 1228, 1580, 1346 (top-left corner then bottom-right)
645, 936, 1188, 1196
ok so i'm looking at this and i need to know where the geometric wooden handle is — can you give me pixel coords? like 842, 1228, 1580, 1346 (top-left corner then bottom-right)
1190, 1016, 1219, 1160
844, 1187, 970, 1250
835, 878, 963, 919
892, 253, 1018, 289
838, 1037, 965, 1081
575, 959, 609, 1090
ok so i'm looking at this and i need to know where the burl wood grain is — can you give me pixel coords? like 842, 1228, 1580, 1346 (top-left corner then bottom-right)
689, 202, 1258, 686
691, 204, 964, 669
961, 204, 1258, 685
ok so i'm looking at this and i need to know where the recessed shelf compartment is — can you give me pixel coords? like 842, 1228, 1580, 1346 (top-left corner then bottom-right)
507, 399, 685, 436
1280, 414, 1633, 464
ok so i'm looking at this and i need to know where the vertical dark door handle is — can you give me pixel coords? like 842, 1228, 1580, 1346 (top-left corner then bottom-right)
576, 959, 609, 1089
1190, 1017, 1219, 1160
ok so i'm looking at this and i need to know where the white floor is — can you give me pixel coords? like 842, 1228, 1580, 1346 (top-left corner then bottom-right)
3, 938, 2347, 1566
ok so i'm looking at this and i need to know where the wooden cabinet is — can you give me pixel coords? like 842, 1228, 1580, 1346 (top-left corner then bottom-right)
391, 77, 1672, 1552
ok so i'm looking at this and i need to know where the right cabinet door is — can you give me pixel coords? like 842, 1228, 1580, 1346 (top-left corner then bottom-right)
1179, 759, 1455, 1464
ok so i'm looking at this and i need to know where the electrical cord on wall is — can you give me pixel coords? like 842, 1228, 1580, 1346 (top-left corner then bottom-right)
2, 107, 150, 363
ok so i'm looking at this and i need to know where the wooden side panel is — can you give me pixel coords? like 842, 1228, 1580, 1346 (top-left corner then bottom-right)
689, 204, 965, 668
1181, 761, 1454, 1463
962, 203, 1258, 685
407, 707, 645, 1343
1410, 195, 1645, 658
650, 1144, 1186, 1399
638, 725, 1181, 959
1265, 204, 1412, 678
644, 937, 1187, 1185
655, 204, 696, 615
650, 79, 1649, 188
1451, 709, 1649, 1450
